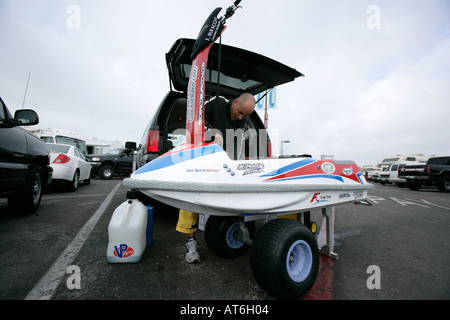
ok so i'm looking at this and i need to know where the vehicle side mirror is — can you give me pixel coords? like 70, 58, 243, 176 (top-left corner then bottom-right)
125, 141, 137, 150
14, 109, 39, 126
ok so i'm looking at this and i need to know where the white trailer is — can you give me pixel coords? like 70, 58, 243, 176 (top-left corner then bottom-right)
27, 127, 88, 155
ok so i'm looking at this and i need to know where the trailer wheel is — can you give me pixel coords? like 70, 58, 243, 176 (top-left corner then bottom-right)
205, 216, 255, 259
251, 219, 319, 299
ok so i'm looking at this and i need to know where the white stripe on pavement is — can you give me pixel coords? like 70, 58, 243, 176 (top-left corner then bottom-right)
25, 181, 122, 300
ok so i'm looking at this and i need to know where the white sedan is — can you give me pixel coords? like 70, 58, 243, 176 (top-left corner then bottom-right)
47, 143, 92, 191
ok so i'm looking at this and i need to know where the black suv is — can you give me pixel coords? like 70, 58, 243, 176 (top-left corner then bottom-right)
0, 97, 53, 214
136, 38, 302, 168
399, 156, 450, 192
88, 147, 135, 179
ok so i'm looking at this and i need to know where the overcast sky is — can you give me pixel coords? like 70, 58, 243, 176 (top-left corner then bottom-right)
1, 0, 449, 166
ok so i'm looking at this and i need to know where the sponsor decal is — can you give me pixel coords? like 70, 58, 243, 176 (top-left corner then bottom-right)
310, 192, 320, 203
353, 191, 364, 199
186, 66, 198, 123
343, 167, 353, 175
186, 168, 219, 173
310, 192, 331, 205
321, 162, 335, 174
262, 159, 364, 184
339, 193, 351, 199
399, 167, 425, 173
237, 163, 265, 175
113, 244, 134, 258
207, 15, 219, 39
198, 62, 206, 126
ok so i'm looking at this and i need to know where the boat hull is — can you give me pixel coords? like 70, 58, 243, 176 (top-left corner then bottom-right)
123, 143, 373, 216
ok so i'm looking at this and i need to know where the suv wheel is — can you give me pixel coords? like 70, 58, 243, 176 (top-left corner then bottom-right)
407, 179, 421, 191
437, 176, 450, 193
8, 165, 43, 215
98, 165, 114, 179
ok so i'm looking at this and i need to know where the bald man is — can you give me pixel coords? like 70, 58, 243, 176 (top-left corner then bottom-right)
178, 92, 256, 263
205, 92, 256, 154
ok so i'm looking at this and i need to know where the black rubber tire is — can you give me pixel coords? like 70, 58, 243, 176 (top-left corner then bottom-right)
67, 170, 79, 192
407, 179, 422, 191
98, 165, 114, 179
8, 164, 43, 215
205, 216, 255, 259
437, 176, 450, 193
250, 218, 319, 299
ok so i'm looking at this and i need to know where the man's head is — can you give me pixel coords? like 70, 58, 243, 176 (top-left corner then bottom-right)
230, 93, 255, 122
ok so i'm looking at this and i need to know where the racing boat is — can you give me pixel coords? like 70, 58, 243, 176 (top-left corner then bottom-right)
124, 144, 372, 216
123, 1, 372, 216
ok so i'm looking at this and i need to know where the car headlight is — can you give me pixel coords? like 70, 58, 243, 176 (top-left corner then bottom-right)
91, 157, 101, 162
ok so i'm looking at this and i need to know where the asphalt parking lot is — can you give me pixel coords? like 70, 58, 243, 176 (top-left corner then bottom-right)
0, 178, 449, 302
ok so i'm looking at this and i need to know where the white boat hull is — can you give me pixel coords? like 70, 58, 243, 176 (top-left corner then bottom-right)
124, 143, 373, 216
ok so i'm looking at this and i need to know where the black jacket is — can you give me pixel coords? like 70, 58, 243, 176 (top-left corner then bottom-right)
205, 97, 248, 158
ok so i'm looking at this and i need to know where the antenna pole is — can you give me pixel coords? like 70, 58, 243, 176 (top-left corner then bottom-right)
22, 72, 31, 109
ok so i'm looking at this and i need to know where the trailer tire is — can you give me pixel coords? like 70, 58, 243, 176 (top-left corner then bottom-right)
205, 216, 255, 259
251, 219, 319, 299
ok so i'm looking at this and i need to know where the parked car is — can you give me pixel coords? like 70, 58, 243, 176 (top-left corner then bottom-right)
398, 156, 450, 192
47, 143, 92, 191
377, 166, 391, 185
371, 154, 431, 185
360, 164, 378, 181
386, 163, 405, 187
0, 96, 52, 214
135, 38, 302, 168
87, 147, 135, 179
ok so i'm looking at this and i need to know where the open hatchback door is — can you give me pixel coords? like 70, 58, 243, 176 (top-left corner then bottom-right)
166, 38, 304, 99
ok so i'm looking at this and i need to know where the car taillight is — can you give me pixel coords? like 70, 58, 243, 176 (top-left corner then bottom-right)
146, 130, 159, 153
53, 154, 71, 164
426, 166, 431, 173
267, 140, 272, 158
